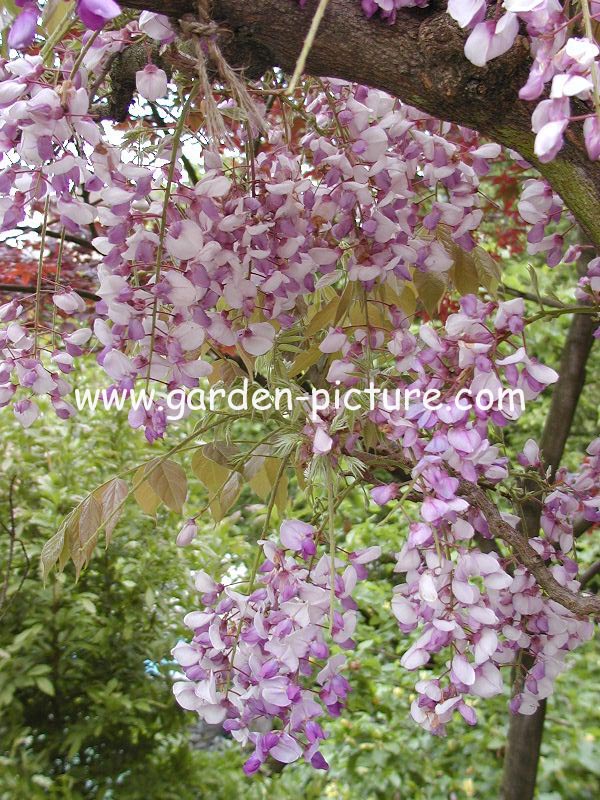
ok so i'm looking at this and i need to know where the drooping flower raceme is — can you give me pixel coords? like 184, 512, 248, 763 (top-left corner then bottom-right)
172, 522, 380, 773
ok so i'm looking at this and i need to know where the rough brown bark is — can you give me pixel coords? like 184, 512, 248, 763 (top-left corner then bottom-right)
501, 280, 597, 800
123, 0, 600, 249
537, 313, 597, 480
459, 478, 600, 618
502, 699, 547, 800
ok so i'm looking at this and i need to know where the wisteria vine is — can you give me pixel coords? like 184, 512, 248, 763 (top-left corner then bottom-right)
0, 0, 598, 777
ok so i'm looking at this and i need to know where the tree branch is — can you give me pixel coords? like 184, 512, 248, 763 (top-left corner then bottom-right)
580, 559, 600, 589
15, 226, 95, 251
459, 479, 600, 617
501, 284, 565, 310
537, 310, 597, 482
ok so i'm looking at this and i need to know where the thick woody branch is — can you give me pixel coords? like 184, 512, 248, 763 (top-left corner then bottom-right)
459, 479, 600, 617
123, 0, 600, 249
361, 444, 599, 616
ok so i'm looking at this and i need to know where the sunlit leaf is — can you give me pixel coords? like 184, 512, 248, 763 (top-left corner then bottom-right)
133, 466, 161, 517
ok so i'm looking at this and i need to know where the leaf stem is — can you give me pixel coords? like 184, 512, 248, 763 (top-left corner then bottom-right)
145, 87, 199, 391
287, 0, 331, 96
34, 196, 51, 360
327, 465, 336, 634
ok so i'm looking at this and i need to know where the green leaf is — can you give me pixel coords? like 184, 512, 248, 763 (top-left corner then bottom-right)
36, 677, 55, 696
79, 598, 96, 615
528, 264, 545, 311
41, 0, 74, 34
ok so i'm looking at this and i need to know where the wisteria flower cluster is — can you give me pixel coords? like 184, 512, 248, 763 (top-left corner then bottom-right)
388, 454, 595, 727
356, 0, 600, 162
0, 58, 570, 435
172, 520, 381, 773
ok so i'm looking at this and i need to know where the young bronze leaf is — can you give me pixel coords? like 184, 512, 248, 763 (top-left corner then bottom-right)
96, 478, 128, 545
473, 247, 501, 294
40, 528, 67, 582
263, 457, 288, 515
234, 344, 254, 379
208, 358, 245, 385
146, 459, 188, 514
333, 280, 355, 326
245, 447, 276, 500
305, 294, 340, 337
133, 466, 161, 517
248, 463, 271, 500
380, 278, 418, 317
211, 471, 242, 522
274, 472, 288, 516
289, 345, 323, 378
414, 270, 447, 317
452, 249, 480, 296
58, 507, 81, 572
203, 441, 239, 470
78, 495, 102, 547
41, 508, 80, 580
63, 496, 103, 579
192, 448, 231, 495
243, 452, 266, 482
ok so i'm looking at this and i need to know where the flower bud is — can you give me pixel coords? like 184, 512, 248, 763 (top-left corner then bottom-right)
176, 519, 197, 547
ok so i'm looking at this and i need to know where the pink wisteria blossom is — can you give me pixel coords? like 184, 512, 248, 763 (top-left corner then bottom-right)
136, 64, 169, 101
172, 525, 379, 773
